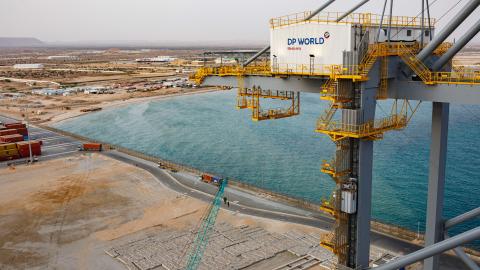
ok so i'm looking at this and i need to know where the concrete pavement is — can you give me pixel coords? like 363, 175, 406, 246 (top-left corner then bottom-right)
0, 115, 82, 165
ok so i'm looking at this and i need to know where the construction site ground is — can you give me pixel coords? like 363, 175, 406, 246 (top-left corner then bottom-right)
0, 153, 341, 269
0, 151, 466, 270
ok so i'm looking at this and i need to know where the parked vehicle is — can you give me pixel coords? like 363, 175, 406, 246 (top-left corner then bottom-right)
80, 143, 102, 152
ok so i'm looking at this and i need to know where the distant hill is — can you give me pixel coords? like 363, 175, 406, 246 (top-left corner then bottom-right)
0, 37, 44, 47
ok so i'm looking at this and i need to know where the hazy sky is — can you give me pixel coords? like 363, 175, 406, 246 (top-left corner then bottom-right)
1, 0, 479, 45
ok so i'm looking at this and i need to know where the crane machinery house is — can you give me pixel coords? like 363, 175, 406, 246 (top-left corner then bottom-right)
269, 12, 435, 74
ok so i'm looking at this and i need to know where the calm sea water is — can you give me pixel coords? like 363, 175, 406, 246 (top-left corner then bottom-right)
55, 91, 480, 242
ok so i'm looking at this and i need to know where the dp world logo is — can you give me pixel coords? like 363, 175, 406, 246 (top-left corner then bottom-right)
324, 31, 330, 39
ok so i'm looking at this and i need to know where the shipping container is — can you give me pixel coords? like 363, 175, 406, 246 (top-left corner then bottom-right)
0, 129, 18, 136
5, 123, 26, 129
17, 148, 41, 158
82, 143, 102, 151
0, 143, 18, 150
0, 134, 24, 143
15, 127, 28, 136
16, 141, 41, 157
0, 148, 19, 159
201, 174, 213, 183
0, 155, 20, 162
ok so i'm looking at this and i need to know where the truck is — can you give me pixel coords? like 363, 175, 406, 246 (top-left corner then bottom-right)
201, 173, 223, 185
80, 143, 102, 152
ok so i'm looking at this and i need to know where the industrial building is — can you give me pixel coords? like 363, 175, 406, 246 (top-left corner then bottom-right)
135, 56, 176, 63
12, 63, 44, 69
31, 86, 111, 96
46, 55, 79, 61
190, 0, 480, 269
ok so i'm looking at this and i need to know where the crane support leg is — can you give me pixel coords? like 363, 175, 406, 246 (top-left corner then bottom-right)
357, 139, 374, 268
355, 83, 377, 268
424, 102, 449, 270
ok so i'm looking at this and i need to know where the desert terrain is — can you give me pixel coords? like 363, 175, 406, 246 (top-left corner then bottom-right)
0, 153, 336, 270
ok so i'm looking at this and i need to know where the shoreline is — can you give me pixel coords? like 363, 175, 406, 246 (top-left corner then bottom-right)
44, 87, 224, 125
33, 123, 480, 258
1, 113, 479, 263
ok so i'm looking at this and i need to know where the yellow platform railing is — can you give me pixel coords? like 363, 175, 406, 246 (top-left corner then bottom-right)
315, 114, 407, 140
270, 11, 436, 29
191, 42, 480, 86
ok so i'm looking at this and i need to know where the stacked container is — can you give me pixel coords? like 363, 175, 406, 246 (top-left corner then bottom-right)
0, 143, 20, 161
0, 129, 19, 136
4, 123, 28, 138
15, 127, 28, 137
16, 141, 41, 158
0, 122, 42, 162
4, 123, 26, 129
0, 134, 24, 143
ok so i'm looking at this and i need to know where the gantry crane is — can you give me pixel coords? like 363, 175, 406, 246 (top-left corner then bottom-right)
191, 0, 480, 269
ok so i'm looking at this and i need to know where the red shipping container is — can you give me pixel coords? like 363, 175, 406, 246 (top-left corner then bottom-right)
201, 174, 213, 183
16, 141, 42, 157
0, 129, 18, 136
83, 143, 102, 151
17, 140, 40, 146
18, 147, 41, 157
0, 134, 24, 143
5, 123, 26, 129
0, 155, 20, 161
15, 128, 28, 136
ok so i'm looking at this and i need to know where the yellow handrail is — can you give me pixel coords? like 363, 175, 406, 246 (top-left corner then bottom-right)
270, 11, 436, 29
315, 114, 407, 138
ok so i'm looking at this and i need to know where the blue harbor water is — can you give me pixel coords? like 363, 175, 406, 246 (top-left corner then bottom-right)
55, 91, 480, 244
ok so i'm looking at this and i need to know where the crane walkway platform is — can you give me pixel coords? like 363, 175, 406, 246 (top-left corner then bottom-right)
315, 114, 408, 141
191, 42, 480, 87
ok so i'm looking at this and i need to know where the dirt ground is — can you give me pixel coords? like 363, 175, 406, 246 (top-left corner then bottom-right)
0, 87, 220, 125
0, 153, 324, 270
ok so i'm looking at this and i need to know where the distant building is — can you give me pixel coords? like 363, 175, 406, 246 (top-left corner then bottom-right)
214, 57, 237, 65
190, 60, 215, 66
83, 86, 108, 94
13, 63, 44, 69
135, 56, 175, 63
47, 55, 79, 61
31, 88, 63, 96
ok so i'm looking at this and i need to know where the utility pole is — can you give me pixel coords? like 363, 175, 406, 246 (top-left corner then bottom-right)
24, 104, 33, 164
